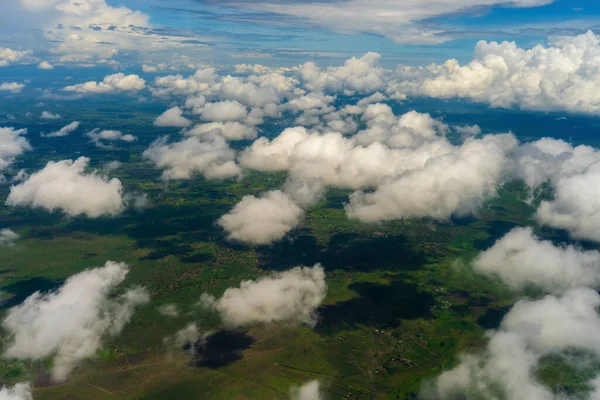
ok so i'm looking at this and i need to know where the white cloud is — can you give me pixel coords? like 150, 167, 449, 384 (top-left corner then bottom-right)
219, 77, 280, 107
0, 48, 31, 67
218, 190, 304, 245
0, 383, 32, 400
6, 157, 124, 218
0, 83, 25, 94
239, 126, 310, 172
0, 228, 19, 246
200, 101, 248, 122
227, 1, 551, 45
184, 95, 206, 114
42, 121, 79, 137
474, 227, 600, 292
345, 134, 517, 222
40, 111, 61, 119
426, 287, 600, 400
298, 52, 387, 93
86, 128, 137, 147
0, 127, 32, 171
399, 31, 600, 114
154, 106, 191, 128
200, 264, 326, 327
187, 122, 257, 141
536, 163, 600, 242
290, 380, 323, 400
2, 261, 149, 382
37, 61, 54, 70
63, 73, 146, 94
151, 68, 218, 97
157, 304, 179, 318
511, 137, 600, 242
143, 132, 241, 181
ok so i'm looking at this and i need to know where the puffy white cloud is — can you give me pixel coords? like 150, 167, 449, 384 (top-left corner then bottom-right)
0, 228, 19, 246
154, 106, 191, 128
474, 227, 600, 292
345, 134, 517, 222
37, 61, 54, 70
6, 157, 124, 218
86, 128, 137, 147
426, 287, 600, 400
42, 121, 79, 137
0, 48, 31, 67
511, 137, 600, 242
0, 83, 25, 93
218, 190, 303, 245
200, 264, 326, 327
2, 261, 149, 381
0, 127, 32, 171
219, 77, 280, 107
184, 95, 207, 114
187, 122, 257, 141
64, 73, 146, 94
290, 380, 322, 400
536, 163, 600, 242
40, 111, 61, 119
150, 68, 218, 97
0, 383, 32, 400
200, 101, 248, 122
399, 31, 600, 114
143, 132, 241, 181
239, 126, 309, 172
298, 53, 387, 93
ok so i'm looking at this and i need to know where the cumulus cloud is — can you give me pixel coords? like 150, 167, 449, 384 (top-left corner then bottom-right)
200, 264, 326, 327
2, 261, 149, 381
0, 83, 25, 93
151, 68, 218, 97
63, 73, 146, 94
0, 48, 31, 67
154, 106, 191, 128
0, 127, 32, 172
536, 164, 600, 243
298, 52, 387, 93
37, 61, 54, 70
0, 383, 32, 400
200, 101, 248, 122
290, 380, 323, 400
187, 122, 257, 141
40, 111, 61, 119
86, 128, 137, 147
345, 134, 517, 222
42, 121, 79, 137
6, 157, 124, 218
219, 78, 280, 107
424, 287, 600, 400
158, 304, 179, 318
474, 227, 600, 292
399, 31, 600, 114
0, 229, 19, 246
512, 137, 600, 242
143, 132, 241, 180
218, 190, 304, 245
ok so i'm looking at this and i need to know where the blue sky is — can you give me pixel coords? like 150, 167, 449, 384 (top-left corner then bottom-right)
1, 0, 600, 69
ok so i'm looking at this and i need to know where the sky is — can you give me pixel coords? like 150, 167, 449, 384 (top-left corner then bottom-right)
1, 0, 600, 69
